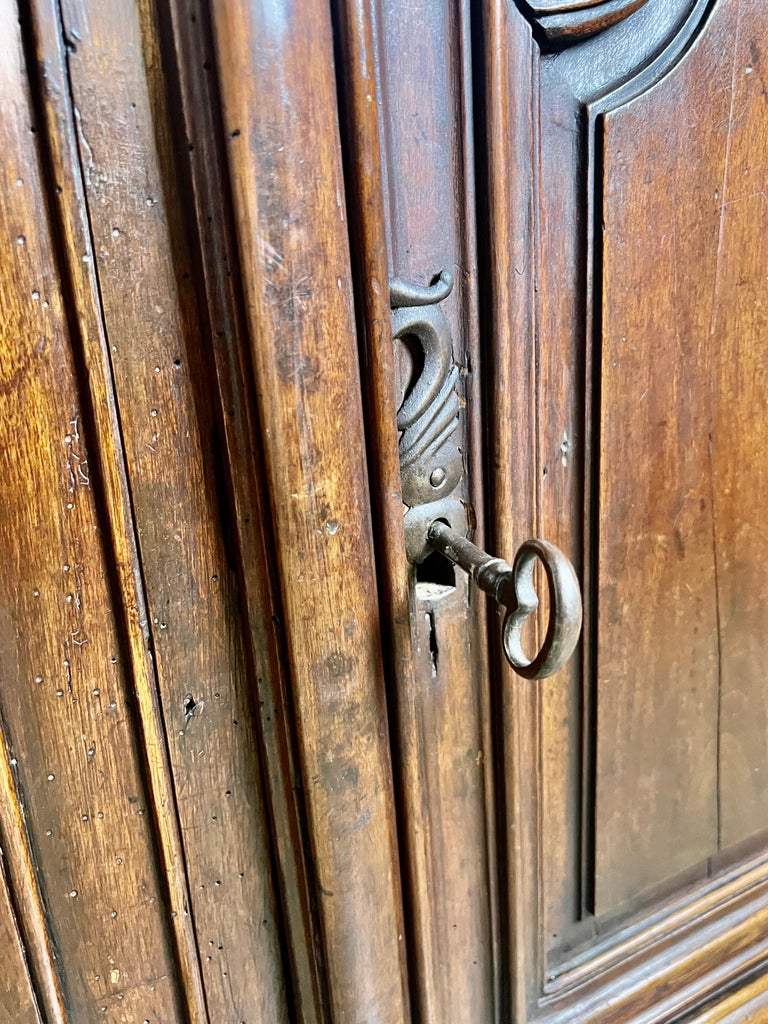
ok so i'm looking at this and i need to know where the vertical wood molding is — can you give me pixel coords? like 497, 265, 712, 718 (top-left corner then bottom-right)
691, 970, 768, 1023
23, 0, 296, 1019
157, 0, 329, 1018
340, 2, 498, 1021
481, 2, 541, 1019
0, 730, 63, 1024
209, 0, 411, 1020
22, 2, 210, 1019
50, 0, 293, 1014
0, 1, 190, 1017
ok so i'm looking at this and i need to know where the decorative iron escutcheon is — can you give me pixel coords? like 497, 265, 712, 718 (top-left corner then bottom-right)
390, 271, 582, 679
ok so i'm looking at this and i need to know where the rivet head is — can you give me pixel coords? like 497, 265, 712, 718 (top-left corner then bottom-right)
430, 466, 446, 488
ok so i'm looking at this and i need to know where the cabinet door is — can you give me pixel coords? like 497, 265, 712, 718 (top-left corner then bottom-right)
336, 0, 768, 1021
480, 1, 768, 1021
4, 1, 768, 1023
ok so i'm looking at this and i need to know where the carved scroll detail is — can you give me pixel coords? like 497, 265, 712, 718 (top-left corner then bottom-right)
390, 270, 464, 562
518, 0, 651, 44
390, 270, 461, 509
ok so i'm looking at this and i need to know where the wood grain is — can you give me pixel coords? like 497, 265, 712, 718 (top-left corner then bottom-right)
593, 0, 768, 913
24, 0, 211, 1016
0, 727, 65, 1024
0, 4, 186, 1019
533, 0, 709, 946
526, 0, 708, 953
209, 0, 411, 1020
536, 53, 589, 944
3, 0, 768, 1021
0, 774, 44, 1024
706, 11, 768, 851
47, 0, 292, 1019
483, 0, 768, 1016
159, 0, 328, 1018
349, 2, 497, 1022
537, 854, 768, 1024
691, 971, 768, 1023
481, 4, 541, 1019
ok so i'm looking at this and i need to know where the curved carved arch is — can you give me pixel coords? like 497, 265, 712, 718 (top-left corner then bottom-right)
518, 0, 651, 45
516, 0, 713, 108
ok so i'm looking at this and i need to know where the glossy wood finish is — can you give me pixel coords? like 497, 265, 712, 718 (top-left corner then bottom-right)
0, 787, 44, 1024
692, 972, 768, 1023
0, 4, 187, 1018
0, 739, 65, 1023
209, 1, 410, 1021
536, 855, 768, 1023
3, 0, 768, 1021
335, 3, 498, 1023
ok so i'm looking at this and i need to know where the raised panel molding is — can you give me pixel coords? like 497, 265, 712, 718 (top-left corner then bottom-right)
517, 0, 651, 44
483, 0, 768, 1020
538, 856, 768, 1023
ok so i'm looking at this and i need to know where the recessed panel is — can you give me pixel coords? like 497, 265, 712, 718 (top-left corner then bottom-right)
594, 0, 768, 914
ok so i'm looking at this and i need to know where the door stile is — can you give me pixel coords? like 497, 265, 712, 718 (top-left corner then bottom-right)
155, 1, 330, 1018
480, 4, 542, 1020
209, 0, 412, 1020
333, 1, 499, 1021
329, 2, 420, 1013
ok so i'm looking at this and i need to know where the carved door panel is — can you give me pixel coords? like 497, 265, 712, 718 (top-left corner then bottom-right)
480, 1, 768, 1022
338, 0, 768, 1022
2, 0, 768, 1023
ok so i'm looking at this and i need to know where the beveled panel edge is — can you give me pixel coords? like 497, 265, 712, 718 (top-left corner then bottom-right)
209, 0, 412, 1019
535, 854, 768, 1023
547, 0, 709, 106
686, 969, 768, 1023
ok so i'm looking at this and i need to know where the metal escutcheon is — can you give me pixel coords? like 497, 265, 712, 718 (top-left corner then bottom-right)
427, 521, 582, 679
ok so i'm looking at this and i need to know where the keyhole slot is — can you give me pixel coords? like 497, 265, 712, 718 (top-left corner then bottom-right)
416, 549, 456, 591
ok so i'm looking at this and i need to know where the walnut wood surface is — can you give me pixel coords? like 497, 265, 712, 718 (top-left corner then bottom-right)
520, 0, 650, 42
595, 0, 768, 913
0, 3, 188, 1019
3, 0, 768, 1021
159, 0, 327, 1018
692, 971, 768, 1022
24, 0, 212, 1017
0, 816, 43, 1024
334, 3, 498, 1023
40, 0, 291, 1019
483, 0, 768, 1019
481, 5, 542, 1019
0, 745, 64, 1024
209, 0, 411, 1020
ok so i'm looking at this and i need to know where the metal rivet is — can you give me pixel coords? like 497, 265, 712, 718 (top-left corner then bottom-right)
430, 467, 446, 488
